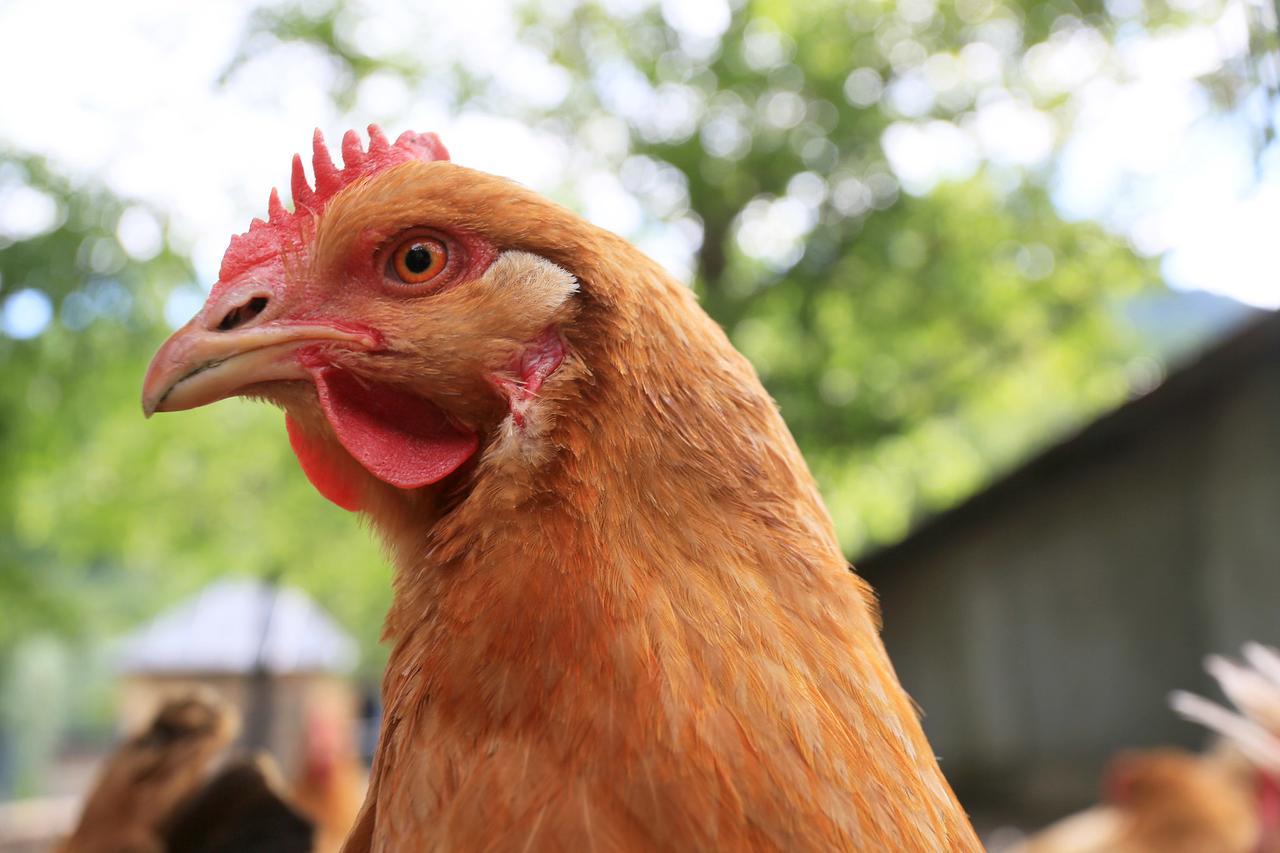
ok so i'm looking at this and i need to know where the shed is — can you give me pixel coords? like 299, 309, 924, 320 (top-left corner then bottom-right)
858, 310, 1280, 821
116, 578, 359, 780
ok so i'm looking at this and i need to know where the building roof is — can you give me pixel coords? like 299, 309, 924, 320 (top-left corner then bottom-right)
118, 578, 358, 675
858, 309, 1280, 578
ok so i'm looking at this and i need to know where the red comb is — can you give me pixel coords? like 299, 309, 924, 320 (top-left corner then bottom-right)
219, 126, 449, 282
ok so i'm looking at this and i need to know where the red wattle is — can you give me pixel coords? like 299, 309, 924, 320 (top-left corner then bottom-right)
308, 366, 479, 490
286, 414, 364, 511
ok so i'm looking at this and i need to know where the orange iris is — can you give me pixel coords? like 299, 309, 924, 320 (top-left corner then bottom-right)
390, 236, 447, 284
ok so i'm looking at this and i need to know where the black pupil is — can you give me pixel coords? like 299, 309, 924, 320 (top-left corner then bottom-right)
404, 244, 433, 274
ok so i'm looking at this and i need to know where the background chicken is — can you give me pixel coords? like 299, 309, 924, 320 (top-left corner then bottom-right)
1013, 644, 1280, 853
1014, 748, 1257, 853
141, 126, 981, 850
159, 754, 312, 853
59, 691, 365, 853
57, 692, 239, 853
58, 692, 311, 853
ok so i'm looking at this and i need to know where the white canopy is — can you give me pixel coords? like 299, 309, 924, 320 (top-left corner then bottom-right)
118, 578, 357, 675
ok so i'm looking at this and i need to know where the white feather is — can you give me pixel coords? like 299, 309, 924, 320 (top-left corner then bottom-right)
1243, 642, 1280, 691
1170, 689, 1280, 774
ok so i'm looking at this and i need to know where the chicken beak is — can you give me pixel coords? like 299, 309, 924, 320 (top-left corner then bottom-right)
142, 321, 378, 417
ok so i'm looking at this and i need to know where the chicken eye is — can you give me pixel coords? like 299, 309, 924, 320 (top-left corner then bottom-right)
390, 237, 447, 285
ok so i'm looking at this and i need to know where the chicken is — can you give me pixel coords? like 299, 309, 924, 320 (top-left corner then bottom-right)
141, 126, 980, 851
1171, 643, 1280, 853
1016, 643, 1280, 853
59, 692, 313, 853
59, 692, 238, 853
1014, 748, 1257, 853
161, 755, 314, 853
1171, 643, 1280, 781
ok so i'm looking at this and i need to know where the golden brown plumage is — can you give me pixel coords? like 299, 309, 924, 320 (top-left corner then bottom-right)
144, 129, 980, 851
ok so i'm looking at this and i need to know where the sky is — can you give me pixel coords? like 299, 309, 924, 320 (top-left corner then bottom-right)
0, 0, 1275, 342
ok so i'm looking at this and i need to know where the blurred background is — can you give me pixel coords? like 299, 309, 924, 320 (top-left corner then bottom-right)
0, 0, 1277, 847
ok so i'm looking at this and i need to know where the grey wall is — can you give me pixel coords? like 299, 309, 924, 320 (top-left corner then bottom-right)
860, 326, 1280, 818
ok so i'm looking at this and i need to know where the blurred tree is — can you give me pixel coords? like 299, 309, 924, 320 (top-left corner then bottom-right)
0, 635, 70, 796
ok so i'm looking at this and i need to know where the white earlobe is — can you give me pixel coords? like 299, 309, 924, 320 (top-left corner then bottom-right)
485, 251, 579, 317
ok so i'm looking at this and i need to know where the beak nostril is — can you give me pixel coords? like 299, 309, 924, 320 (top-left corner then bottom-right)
217, 296, 270, 332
